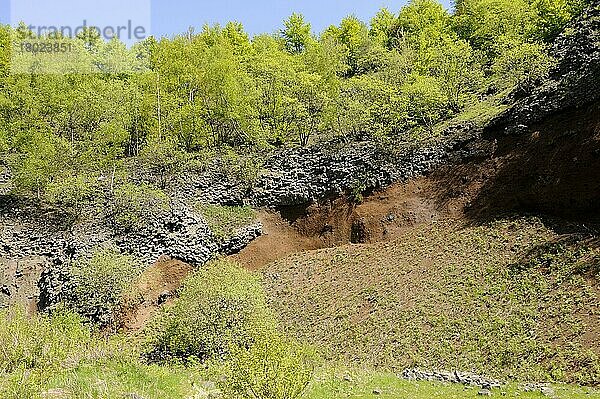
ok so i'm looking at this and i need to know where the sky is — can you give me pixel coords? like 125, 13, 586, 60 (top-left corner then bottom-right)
1, 0, 454, 43
150, 0, 453, 37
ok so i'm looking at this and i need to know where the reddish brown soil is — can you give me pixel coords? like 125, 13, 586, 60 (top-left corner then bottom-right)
119, 257, 194, 333
232, 178, 468, 271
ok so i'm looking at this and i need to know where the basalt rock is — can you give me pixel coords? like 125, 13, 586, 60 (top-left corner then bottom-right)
400, 369, 503, 390
490, 0, 600, 132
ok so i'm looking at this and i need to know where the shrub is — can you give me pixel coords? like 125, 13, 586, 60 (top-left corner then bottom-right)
349, 180, 366, 204
112, 182, 169, 230
65, 249, 143, 326
44, 174, 97, 211
145, 259, 277, 363
197, 204, 257, 241
492, 37, 555, 93
218, 336, 318, 399
219, 148, 264, 189
0, 306, 92, 373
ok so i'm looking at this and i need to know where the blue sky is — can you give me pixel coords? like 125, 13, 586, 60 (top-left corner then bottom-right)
2, 0, 453, 42
151, 0, 453, 37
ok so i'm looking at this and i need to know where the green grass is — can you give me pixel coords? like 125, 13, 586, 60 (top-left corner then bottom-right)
0, 307, 202, 399
306, 368, 600, 399
2, 360, 202, 399
262, 217, 600, 385
434, 92, 511, 136
2, 286, 599, 398
197, 203, 257, 241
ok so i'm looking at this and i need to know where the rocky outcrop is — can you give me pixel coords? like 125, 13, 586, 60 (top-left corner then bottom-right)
176, 133, 467, 209
1, 118, 481, 311
249, 140, 447, 206
0, 194, 263, 310
492, 0, 600, 132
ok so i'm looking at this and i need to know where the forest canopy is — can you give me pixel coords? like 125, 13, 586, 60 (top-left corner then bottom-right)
0, 0, 589, 203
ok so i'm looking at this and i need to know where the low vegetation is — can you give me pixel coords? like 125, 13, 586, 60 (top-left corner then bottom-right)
198, 204, 257, 241
0, 255, 600, 399
263, 217, 600, 385
65, 249, 144, 326
144, 259, 277, 363
305, 368, 600, 399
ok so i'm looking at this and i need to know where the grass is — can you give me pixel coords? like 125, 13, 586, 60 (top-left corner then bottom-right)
262, 217, 600, 385
1, 294, 599, 398
433, 92, 511, 136
306, 368, 600, 399
197, 203, 257, 241
0, 306, 202, 399
2, 361, 202, 399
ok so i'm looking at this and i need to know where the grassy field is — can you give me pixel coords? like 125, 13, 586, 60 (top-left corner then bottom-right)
4, 363, 600, 398
1, 284, 599, 398
306, 368, 600, 399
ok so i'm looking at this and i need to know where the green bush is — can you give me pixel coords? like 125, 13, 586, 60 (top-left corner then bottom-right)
112, 182, 169, 230
0, 306, 93, 374
349, 180, 366, 204
198, 204, 257, 241
145, 259, 277, 363
219, 148, 264, 189
65, 249, 143, 326
218, 336, 318, 399
44, 174, 97, 210
492, 38, 555, 93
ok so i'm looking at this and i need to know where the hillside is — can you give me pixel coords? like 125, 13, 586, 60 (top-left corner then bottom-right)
255, 2, 600, 387
1, 0, 600, 398
262, 216, 600, 383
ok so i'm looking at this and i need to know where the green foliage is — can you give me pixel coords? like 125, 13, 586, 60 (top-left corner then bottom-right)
145, 259, 277, 363
396, 0, 452, 50
44, 174, 97, 210
198, 204, 257, 241
65, 249, 143, 326
218, 147, 264, 186
281, 13, 313, 54
402, 75, 447, 133
138, 137, 187, 188
337, 75, 408, 138
492, 38, 555, 93
1, 307, 598, 398
218, 336, 318, 399
370, 8, 398, 47
0, 307, 203, 399
7, 131, 71, 199
349, 180, 367, 204
0, 307, 92, 374
112, 183, 169, 230
454, 0, 535, 53
531, 0, 589, 41
0, 1, 587, 201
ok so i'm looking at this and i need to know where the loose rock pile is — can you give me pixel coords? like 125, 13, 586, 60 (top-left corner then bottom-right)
400, 369, 503, 390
